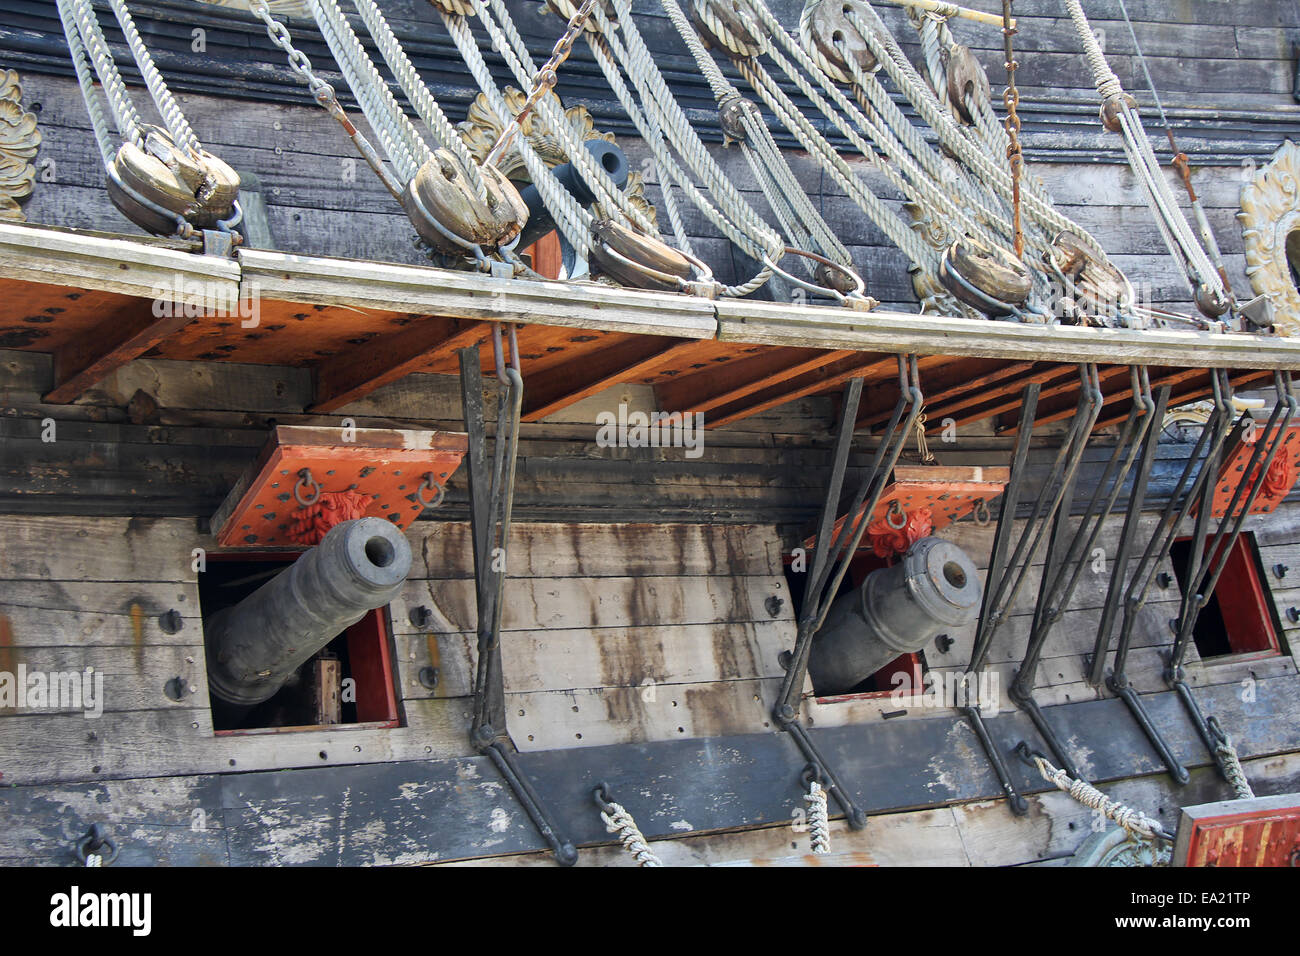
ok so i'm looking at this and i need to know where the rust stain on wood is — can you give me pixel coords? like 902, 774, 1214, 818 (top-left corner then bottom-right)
129, 602, 145, 670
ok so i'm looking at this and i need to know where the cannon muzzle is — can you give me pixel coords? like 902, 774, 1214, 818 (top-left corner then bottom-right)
807, 536, 981, 696
205, 517, 411, 710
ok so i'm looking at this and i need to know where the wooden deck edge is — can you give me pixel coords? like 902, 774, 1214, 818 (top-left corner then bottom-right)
4, 221, 1299, 370
0, 220, 239, 305
715, 301, 1300, 370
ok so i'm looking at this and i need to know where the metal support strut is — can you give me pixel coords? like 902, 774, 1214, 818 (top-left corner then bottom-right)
1091, 370, 1296, 788
773, 355, 924, 829
459, 329, 578, 866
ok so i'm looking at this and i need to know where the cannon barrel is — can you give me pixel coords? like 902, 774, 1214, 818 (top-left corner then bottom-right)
205, 517, 411, 709
515, 139, 630, 252
807, 536, 982, 696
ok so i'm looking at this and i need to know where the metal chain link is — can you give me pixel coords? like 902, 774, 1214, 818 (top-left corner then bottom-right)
1001, 0, 1024, 259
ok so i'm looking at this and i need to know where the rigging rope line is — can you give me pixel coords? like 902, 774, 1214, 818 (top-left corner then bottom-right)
58, 0, 241, 240
1063, 0, 1228, 319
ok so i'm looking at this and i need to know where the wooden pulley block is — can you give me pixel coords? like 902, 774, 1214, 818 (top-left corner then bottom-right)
938, 237, 1032, 315
691, 0, 764, 57
107, 125, 240, 235
589, 219, 693, 292
718, 94, 756, 146
945, 44, 990, 124
1047, 230, 1131, 323
816, 261, 860, 295
401, 150, 529, 255
1099, 91, 1138, 133
800, 0, 878, 83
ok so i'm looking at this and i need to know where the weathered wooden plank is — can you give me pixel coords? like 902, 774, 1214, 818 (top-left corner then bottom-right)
0, 696, 475, 786
391, 573, 793, 633
0, 581, 200, 648
0, 643, 207, 715
408, 521, 784, 579
0, 515, 199, 582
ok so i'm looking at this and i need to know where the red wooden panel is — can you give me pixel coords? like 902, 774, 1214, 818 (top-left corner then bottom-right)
1177, 795, 1300, 867
347, 607, 400, 726
1201, 423, 1300, 518
212, 425, 468, 548
1212, 537, 1280, 655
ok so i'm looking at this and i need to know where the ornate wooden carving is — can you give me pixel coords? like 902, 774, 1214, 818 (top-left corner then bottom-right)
1240, 139, 1300, 336
0, 69, 40, 222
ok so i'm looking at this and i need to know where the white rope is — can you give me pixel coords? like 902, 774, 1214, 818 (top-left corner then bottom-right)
347, 0, 488, 198
476, 0, 657, 236
805, 780, 830, 854
1031, 753, 1168, 842
57, 0, 117, 167
1062, 0, 1223, 303
1212, 727, 1255, 801
105, 0, 201, 153
59, 0, 144, 148
440, 10, 592, 256
309, 0, 427, 182
600, 802, 663, 867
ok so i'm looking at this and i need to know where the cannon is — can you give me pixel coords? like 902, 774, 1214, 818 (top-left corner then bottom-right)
807, 536, 982, 696
514, 139, 630, 253
205, 517, 411, 712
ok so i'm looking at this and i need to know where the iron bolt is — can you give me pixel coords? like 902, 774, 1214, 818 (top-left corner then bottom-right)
418, 666, 440, 690
1275, 564, 1290, 580
158, 609, 184, 634
764, 595, 785, 618
408, 605, 434, 629
1287, 607, 1300, 624
935, 633, 953, 653
1156, 572, 1172, 589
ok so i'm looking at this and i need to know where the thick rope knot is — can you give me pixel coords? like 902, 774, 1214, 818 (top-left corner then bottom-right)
1033, 754, 1168, 842
1210, 720, 1255, 801
600, 802, 663, 867
804, 780, 830, 854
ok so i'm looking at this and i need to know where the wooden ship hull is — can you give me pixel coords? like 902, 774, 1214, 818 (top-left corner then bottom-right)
0, 0, 1299, 868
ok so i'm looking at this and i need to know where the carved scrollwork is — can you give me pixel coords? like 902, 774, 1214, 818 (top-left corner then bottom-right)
1240, 139, 1300, 337
0, 69, 40, 222
457, 87, 655, 227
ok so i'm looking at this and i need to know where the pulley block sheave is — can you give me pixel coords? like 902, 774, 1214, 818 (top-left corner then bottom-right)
401, 149, 529, 255
939, 237, 1033, 315
945, 44, 990, 124
691, 0, 764, 56
799, 0, 878, 83
589, 219, 694, 292
1047, 230, 1133, 325
108, 124, 240, 235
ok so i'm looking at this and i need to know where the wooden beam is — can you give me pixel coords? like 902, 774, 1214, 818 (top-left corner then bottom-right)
707, 354, 898, 428
309, 317, 490, 412
1029, 367, 1205, 429
924, 363, 1078, 427
857, 360, 1035, 430
520, 337, 705, 422
43, 305, 197, 404
656, 348, 855, 417
951, 365, 1131, 431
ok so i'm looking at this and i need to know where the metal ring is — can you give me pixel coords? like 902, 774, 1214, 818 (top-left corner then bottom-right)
800, 762, 824, 787
592, 233, 716, 293
293, 468, 322, 508
972, 498, 991, 527
762, 246, 868, 304
416, 473, 445, 510
592, 781, 614, 813
74, 825, 120, 866
885, 499, 907, 530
